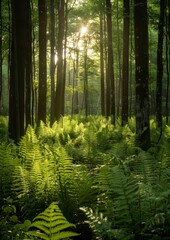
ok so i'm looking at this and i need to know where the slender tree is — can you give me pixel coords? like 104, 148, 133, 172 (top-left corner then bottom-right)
38, 0, 47, 124
9, 0, 28, 142
105, 14, 110, 118
122, 0, 130, 126
31, 0, 36, 125
100, 11, 105, 116
84, 31, 88, 117
134, 0, 150, 150
0, 0, 2, 113
63, 0, 68, 115
25, 0, 32, 127
72, 34, 79, 115
156, 0, 166, 129
116, 0, 121, 117
8, 0, 11, 95
55, 0, 65, 120
165, 0, 170, 124
50, 0, 56, 126
129, 0, 134, 118
105, 0, 115, 124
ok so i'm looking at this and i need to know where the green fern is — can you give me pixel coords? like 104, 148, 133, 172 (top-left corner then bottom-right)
18, 125, 43, 170
132, 150, 157, 184
12, 126, 59, 217
97, 164, 141, 238
0, 116, 8, 140
27, 202, 79, 240
80, 207, 114, 240
0, 142, 18, 201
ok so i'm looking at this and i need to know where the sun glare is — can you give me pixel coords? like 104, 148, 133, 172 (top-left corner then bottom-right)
81, 26, 87, 35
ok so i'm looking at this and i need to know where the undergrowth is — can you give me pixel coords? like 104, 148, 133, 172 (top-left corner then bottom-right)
0, 115, 170, 239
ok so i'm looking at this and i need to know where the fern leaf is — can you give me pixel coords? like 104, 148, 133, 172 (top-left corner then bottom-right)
30, 221, 50, 234
27, 202, 79, 240
34, 215, 66, 222
98, 164, 140, 233
0, 142, 18, 199
27, 230, 49, 240
51, 223, 76, 234
51, 231, 79, 240
18, 125, 42, 170
132, 150, 157, 184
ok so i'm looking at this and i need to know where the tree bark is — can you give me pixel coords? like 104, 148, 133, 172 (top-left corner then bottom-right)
116, 0, 121, 117
156, 0, 166, 128
134, 0, 150, 150
106, 0, 115, 124
84, 36, 88, 117
63, 0, 68, 115
55, 0, 65, 120
0, 0, 2, 113
165, 0, 170, 124
9, 0, 27, 142
72, 36, 79, 115
38, 0, 47, 124
100, 12, 105, 116
25, 0, 32, 127
50, 0, 56, 126
122, 0, 130, 126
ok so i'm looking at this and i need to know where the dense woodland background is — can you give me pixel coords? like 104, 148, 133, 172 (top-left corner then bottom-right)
0, 0, 169, 149
0, 0, 170, 239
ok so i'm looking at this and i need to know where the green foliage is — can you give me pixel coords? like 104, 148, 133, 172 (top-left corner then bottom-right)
18, 125, 42, 170
0, 116, 8, 140
97, 164, 140, 239
0, 142, 18, 201
95, 138, 170, 238
12, 126, 52, 217
80, 207, 115, 240
10, 122, 97, 225
1, 116, 170, 239
27, 202, 79, 240
0, 197, 31, 240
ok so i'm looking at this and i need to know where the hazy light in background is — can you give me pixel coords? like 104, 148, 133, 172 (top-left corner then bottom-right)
81, 26, 87, 36
55, 54, 58, 64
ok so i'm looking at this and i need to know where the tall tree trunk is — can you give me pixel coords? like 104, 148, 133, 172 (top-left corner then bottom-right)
8, 0, 11, 93
84, 36, 88, 117
116, 0, 121, 117
38, 0, 47, 124
73, 36, 79, 115
0, 0, 2, 113
9, 0, 27, 142
63, 0, 68, 115
55, 0, 65, 120
122, 0, 130, 126
165, 0, 170, 124
134, 0, 150, 150
100, 12, 105, 116
129, 0, 133, 118
31, 0, 36, 125
106, 0, 115, 124
50, 0, 55, 126
156, 0, 166, 128
25, 0, 32, 128
105, 13, 110, 118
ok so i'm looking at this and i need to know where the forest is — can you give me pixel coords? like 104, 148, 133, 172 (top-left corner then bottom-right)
0, 0, 170, 239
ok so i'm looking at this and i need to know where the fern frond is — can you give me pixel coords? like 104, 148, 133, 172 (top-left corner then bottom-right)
27, 202, 79, 240
0, 116, 8, 140
98, 164, 140, 234
73, 164, 98, 207
12, 166, 30, 198
18, 125, 42, 170
130, 150, 157, 184
0, 142, 18, 200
